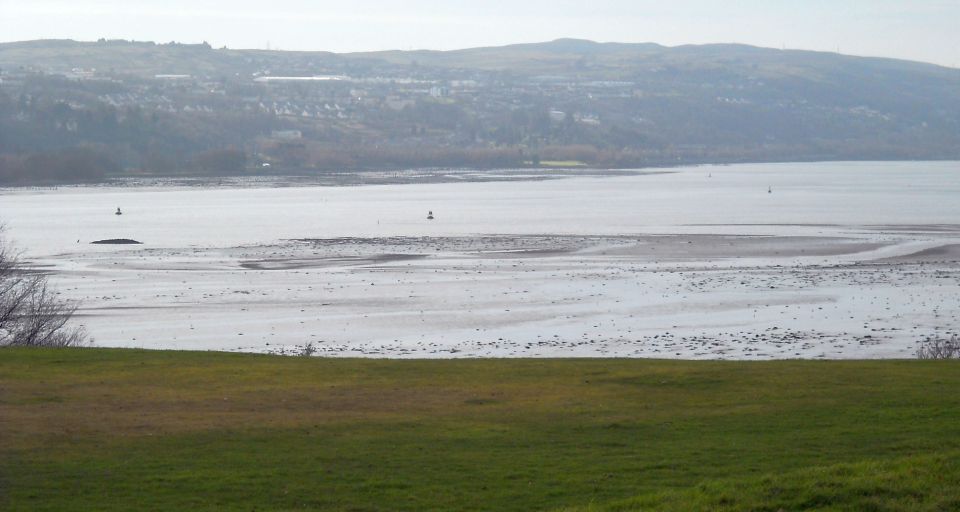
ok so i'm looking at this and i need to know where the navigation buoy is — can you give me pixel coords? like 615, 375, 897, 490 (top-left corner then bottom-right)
115, 207, 123, 215
767, 186, 772, 194
427, 210, 434, 220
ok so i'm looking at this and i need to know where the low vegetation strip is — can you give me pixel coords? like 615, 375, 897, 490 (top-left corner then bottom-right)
1, 349, 959, 511
564, 453, 960, 511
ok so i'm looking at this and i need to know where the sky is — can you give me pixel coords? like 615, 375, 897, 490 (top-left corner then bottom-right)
1, 0, 958, 67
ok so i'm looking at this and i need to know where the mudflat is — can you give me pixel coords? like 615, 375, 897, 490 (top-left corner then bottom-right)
48, 228, 960, 358
2, 161, 958, 357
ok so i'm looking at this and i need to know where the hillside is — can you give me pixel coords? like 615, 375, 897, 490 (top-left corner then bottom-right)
1, 39, 958, 182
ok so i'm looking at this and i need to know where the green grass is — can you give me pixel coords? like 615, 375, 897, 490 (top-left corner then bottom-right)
1, 348, 959, 511
565, 453, 960, 512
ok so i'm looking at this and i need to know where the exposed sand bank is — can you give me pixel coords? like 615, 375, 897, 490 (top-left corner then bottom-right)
42, 229, 960, 359
5, 162, 959, 358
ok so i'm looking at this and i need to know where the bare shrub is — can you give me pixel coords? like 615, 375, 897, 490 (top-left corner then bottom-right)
298, 341, 317, 357
916, 335, 959, 360
0, 230, 87, 347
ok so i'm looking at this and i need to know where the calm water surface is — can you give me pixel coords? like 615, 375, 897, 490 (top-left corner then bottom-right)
1, 161, 958, 257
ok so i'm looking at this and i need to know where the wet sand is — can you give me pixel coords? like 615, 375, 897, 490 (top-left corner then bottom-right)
45, 228, 960, 359
6, 162, 959, 358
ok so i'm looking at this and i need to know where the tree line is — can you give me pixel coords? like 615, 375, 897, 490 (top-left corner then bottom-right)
0, 147, 119, 184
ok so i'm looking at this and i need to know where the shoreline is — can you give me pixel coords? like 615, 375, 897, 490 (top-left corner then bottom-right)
2, 158, 958, 191
3, 161, 959, 359
44, 230, 960, 360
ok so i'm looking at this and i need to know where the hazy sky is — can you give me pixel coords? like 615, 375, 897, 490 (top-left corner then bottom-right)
1, 0, 958, 67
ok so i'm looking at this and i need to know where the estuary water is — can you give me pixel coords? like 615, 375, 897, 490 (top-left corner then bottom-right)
1, 161, 958, 257
1, 160, 959, 358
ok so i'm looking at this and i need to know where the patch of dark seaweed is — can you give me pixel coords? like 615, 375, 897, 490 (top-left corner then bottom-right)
240, 253, 427, 270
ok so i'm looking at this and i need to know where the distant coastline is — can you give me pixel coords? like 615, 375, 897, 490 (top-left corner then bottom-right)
2, 158, 960, 189
2, 38, 958, 186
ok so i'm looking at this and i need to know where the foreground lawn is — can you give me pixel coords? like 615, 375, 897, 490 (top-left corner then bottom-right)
1, 349, 958, 511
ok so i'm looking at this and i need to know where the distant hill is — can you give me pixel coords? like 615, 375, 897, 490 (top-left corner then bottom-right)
0, 39, 958, 182
0, 39, 342, 77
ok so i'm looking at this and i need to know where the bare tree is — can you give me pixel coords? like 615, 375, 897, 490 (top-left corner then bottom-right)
0, 228, 87, 347
916, 335, 959, 360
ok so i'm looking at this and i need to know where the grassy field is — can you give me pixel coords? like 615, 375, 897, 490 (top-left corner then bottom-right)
1, 348, 959, 511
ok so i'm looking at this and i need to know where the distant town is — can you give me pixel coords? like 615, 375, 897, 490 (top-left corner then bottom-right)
1, 39, 958, 183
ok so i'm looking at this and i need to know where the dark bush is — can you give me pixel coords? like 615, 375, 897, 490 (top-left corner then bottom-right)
0, 232, 87, 347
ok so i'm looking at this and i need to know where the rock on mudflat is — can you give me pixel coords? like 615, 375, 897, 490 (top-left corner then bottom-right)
90, 239, 143, 245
